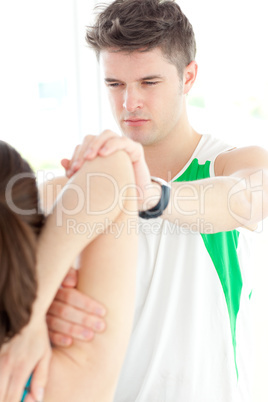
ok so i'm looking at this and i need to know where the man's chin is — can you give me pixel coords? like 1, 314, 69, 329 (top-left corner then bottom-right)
121, 127, 156, 145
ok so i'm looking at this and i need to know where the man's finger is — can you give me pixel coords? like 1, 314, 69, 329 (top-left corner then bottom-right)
60, 158, 70, 171
48, 331, 73, 347
83, 131, 119, 161
99, 137, 143, 163
54, 288, 106, 316
69, 136, 96, 175
46, 315, 96, 341
67, 144, 83, 177
47, 301, 106, 330
61, 268, 78, 288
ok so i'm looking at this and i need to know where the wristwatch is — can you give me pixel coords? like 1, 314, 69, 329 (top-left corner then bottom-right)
139, 176, 171, 220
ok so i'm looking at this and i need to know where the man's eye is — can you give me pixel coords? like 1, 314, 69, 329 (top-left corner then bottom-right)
107, 82, 121, 88
143, 81, 158, 86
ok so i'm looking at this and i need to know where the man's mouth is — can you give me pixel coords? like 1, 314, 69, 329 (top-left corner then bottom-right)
123, 118, 149, 127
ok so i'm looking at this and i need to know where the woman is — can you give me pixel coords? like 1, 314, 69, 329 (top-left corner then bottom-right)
0, 139, 139, 402
0, 141, 45, 348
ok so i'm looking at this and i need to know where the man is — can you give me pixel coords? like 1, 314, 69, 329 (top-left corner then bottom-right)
47, 0, 268, 401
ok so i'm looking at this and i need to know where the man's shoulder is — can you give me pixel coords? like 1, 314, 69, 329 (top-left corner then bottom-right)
192, 134, 233, 167
214, 145, 268, 177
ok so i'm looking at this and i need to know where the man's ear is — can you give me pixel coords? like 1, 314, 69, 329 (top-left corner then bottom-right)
183, 61, 198, 95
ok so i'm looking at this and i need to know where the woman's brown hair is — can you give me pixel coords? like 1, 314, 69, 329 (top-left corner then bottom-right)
86, 0, 196, 76
0, 141, 45, 348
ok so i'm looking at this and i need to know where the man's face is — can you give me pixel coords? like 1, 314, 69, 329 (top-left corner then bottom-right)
100, 48, 185, 146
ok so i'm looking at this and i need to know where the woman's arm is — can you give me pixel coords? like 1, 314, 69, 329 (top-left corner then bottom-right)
44, 152, 138, 401
0, 151, 137, 402
40, 176, 107, 346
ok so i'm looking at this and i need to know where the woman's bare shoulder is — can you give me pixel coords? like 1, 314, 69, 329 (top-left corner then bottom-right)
39, 175, 68, 214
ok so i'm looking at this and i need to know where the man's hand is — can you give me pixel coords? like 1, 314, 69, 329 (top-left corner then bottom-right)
62, 130, 150, 187
47, 268, 107, 347
61, 130, 161, 211
0, 317, 51, 402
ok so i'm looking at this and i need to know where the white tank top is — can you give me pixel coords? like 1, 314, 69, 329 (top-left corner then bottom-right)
114, 135, 253, 402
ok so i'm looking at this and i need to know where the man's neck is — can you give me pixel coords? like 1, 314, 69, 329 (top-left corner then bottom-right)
144, 121, 202, 182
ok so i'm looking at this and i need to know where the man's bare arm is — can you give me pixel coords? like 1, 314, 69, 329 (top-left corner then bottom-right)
162, 146, 268, 233
46, 136, 268, 349
66, 134, 268, 233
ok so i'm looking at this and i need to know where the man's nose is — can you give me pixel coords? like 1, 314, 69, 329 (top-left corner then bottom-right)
123, 86, 143, 112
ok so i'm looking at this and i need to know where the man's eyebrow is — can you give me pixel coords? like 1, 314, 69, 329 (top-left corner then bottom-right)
104, 75, 164, 82
105, 78, 122, 83
140, 75, 164, 81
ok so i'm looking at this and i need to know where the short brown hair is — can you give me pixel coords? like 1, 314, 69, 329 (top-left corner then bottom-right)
86, 0, 196, 75
0, 141, 45, 347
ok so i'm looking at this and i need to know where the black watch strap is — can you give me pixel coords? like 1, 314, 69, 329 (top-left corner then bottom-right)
139, 177, 171, 220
